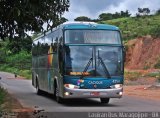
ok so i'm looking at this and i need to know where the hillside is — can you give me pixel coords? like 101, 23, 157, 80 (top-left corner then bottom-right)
101, 15, 160, 41
125, 36, 160, 69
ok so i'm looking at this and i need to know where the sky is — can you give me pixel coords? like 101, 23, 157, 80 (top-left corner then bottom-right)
63, 0, 160, 21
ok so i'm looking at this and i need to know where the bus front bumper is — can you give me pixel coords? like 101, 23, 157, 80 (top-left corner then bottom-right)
63, 87, 123, 98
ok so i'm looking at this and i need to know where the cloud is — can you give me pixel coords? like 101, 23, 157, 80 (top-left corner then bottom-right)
105, 0, 160, 16
63, 0, 160, 21
64, 0, 124, 20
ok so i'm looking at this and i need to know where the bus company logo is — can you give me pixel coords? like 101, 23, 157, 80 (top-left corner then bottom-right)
77, 79, 84, 85
88, 81, 103, 85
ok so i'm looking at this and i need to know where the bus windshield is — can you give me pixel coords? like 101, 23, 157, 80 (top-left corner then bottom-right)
65, 30, 121, 44
64, 46, 123, 77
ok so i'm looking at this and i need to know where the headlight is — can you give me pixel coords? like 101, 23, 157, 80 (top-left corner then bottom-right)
64, 84, 80, 89
110, 84, 123, 89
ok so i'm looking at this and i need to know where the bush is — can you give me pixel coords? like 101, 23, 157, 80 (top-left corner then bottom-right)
0, 50, 32, 79
124, 71, 141, 81
0, 86, 7, 111
147, 72, 160, 78
150, 25, 160, 38
154, 59, 160, 69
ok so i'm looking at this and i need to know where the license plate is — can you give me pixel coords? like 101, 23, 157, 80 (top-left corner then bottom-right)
90, 92, 100, 96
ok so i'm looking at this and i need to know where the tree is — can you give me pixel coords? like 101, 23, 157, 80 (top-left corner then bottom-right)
98, 10, 131, 21
112, 12, 121, 19
0, 0, 70, 40
74, 16, 91, 21
60, 17, 68, 24
143, 8, 150, 15
6, 36, 32, 53
138, 8, 143, 15
98, 13, 113, 21
155, 9, 160, 15
120, 10, 131, 17
137, 8, 150, 16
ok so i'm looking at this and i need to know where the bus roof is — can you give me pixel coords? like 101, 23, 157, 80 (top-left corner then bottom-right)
60, 21, 119, 30
33, 22, 119, 41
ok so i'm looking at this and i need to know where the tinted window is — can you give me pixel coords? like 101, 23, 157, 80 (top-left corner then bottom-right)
65, 30, 121, 44
65, 46, 123, 76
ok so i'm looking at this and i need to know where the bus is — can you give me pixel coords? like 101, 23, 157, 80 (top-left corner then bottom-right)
32, 22, 125, 104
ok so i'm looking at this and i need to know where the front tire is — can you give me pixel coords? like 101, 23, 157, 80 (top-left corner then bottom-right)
100, 98, 110, 104
54, 83, 63, 103
36, 80, 43, 95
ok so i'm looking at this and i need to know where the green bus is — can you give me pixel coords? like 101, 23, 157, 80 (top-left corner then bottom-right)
32, 22, 125, 104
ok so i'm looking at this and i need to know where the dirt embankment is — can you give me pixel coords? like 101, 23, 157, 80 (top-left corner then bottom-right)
125, 36, 160, 69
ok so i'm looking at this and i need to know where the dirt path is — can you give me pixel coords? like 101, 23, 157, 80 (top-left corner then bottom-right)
124, 85, 160, 101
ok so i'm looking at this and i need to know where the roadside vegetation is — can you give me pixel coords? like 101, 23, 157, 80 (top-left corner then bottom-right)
124, 71, 142, 81
0, 51, 31, 79
101, 14, 160, 41
0, 86, 7, 111
125, 70, 160, 85
154, 58, 160, 69
0, 41, 31, 79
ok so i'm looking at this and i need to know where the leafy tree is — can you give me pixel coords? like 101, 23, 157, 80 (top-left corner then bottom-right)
136, 13, 141, 18
138, 8, 143, 15
99, 13, 113, 21
120, 10, 131, 17
155, 9, 160, 15
60, 17, 68, 24
112, 12, 121, 19
6, 36, 32, 53
74, 16, 91, 21
0, 0, 70, 40
137, 8, 150, 16
98, 10, 131, 21
0, 0, 69, 53
143, 8, 150, 15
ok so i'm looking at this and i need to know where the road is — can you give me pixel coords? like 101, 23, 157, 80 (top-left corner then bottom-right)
1, 72, 160, 114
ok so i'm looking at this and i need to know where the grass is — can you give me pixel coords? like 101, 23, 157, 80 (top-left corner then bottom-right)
146, 72, 160, 78
0, 86, 7, 111
124, 71, 142, 81
124, 70, 160, 85
101, 15, 160, 41
0, 66, 32, 79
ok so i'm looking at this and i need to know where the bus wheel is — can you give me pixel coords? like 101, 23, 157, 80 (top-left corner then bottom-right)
36, 80, 43, 95
55, 85, 63, 103
100, 98, 110, 104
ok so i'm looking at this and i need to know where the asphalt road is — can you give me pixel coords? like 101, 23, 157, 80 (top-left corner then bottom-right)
1, 72, 160, 114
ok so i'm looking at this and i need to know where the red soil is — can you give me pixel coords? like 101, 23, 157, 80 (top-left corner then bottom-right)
125, 36, 160, 69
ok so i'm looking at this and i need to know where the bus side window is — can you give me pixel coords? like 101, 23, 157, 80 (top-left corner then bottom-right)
51, 30, 59, 53
45, 34, 50, 53
52, 37, 58, 52
37, 36, 48, 55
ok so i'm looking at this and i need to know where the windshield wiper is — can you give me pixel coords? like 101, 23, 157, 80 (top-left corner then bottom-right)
80, 49, 93, 79
98, 50, 111, 78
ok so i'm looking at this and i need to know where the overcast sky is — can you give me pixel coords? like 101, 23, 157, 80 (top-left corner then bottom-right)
63, 0, 160, 21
